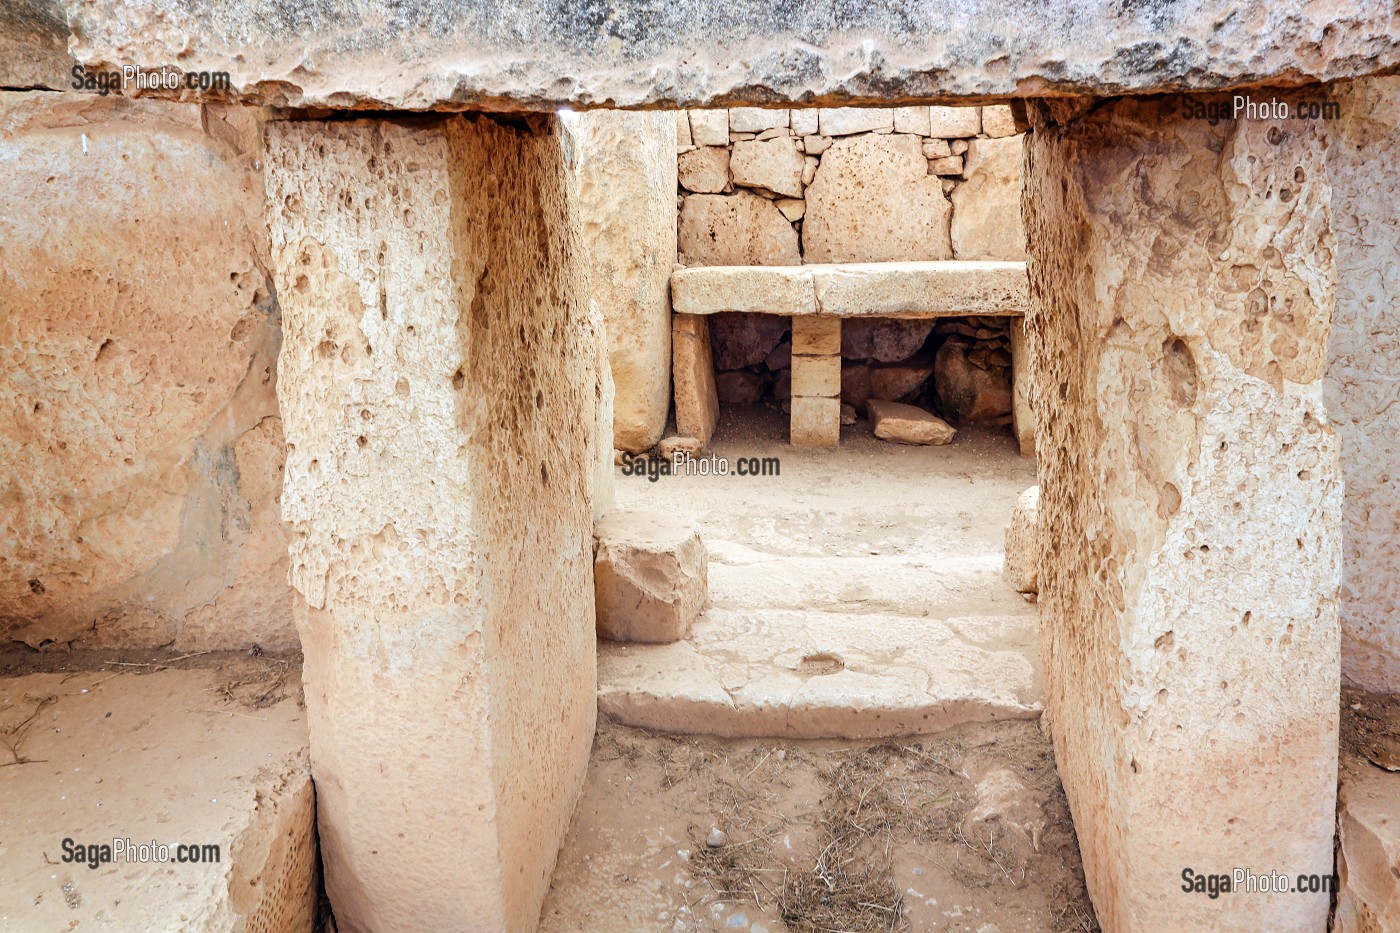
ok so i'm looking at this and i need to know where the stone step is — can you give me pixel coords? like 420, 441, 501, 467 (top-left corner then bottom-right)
598, 607, 1042, 739
706, 545, 1032, 618
0, 667, 316, 931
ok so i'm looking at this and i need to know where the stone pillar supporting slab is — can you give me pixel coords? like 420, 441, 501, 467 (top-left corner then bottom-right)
791, 316, 841, 446
265, 114, 599, 933
1023, 94, 1341, 932
673, 312, 719, 445
1009, 316, 1035, 457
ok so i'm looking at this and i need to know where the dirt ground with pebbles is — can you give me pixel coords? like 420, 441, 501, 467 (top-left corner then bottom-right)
539, 718, 1097, 933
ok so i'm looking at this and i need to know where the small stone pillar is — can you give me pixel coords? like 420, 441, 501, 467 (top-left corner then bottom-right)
790, 315, 841, 445
265, 114, 599, 932
1023, 94, 1341, 932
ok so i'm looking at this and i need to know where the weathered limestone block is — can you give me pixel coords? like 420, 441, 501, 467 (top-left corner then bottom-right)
1004, 486, 1039, 594
729, 107, 788, 133
1024, 94, 1340, 932
1336, 740, 1400, 931
929, 106, 981, 137
0, 669, 315, 931
678, 191, 801, 266
674, 110, 692, 147
688, 110, 729, 146
1326, 76, 1400, 693
564, 111, 676, 454
266, 114, 599, 933
791, 353, 840, 397
594, 510, 708, 643
981, 105, 1019, 137
0, 91, 294, 651
1010, 317, 1035, 456
893, 106, 932, 135
673, 313, 720, 445
730, 137, 805, 197
818, 107, 894, 136
952, 135, 1028, 261
803, 134, 953, 263
867, 400, 956, 445
678, 145, 730, 193
790, 316, 842, 447
790, 397, 840, 446
791, 109, 819, 135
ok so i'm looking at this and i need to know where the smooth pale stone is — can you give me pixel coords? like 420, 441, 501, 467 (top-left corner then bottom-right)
672, 312, 720, 445
930, 105, 981, 137
893, 106, 932, 135
594, 509, 708, 644
671, 264, 815, 316
775, 197, 805, 221
804, 134, 832, 154
952, 136, 1028, 261
730, 137, 805, 198
981, 104, 1019, 137
818, 107, 894, 136
922, 138, 952, 158
790, 396, 841, 446
791, 353, 841, 397
678, 191, 801, 265
688, 109, 729, 146
729, 106, 789, 132
678, 145, 730, 193
675, 110, 692, 147
790, 108, 819, 135
929, 155, 964, 175
1004, 486, 1040, 593
792, 315, 841, 355
867, 399, 957, 445
812, 261, 1027, 317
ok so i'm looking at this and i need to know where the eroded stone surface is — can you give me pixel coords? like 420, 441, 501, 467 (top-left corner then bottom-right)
868, 400, 956, 446
678, 191, 800, 266
1326, 76, 1400, 693
1024, 93, 1341, 932
1336, 735, 1400, 931
266, 114, 598, 933
0, 669, 314, 931
28, 2, 1399, 110
564, 110, 676, 453
0, 91, 293, 651
1004, 486, 1039, 594
804, 134, 953, 263
594, 510, 708, 644
673, 313, 719, 445
952, 135, 1027, 261
677, 145, 729, 193
729, 137, 805, 197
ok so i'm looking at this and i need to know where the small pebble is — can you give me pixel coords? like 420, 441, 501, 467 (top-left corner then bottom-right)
706, 827, 728, 848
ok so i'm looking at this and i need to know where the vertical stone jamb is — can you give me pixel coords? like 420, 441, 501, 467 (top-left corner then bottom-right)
790, 315, 841, 446
1023, 94, 1341, 931
265, 114, 598, 932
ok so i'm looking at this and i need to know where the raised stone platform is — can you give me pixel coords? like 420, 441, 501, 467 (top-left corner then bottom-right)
671, 260, 1027, 318
0, 668, 315, 931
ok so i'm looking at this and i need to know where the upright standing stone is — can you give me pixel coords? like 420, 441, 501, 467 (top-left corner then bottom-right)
265, 114, 599, 933
673, 313, 720, 445
1023, 94, 1341, 932
563, 111, 676, 453
790, 316, 841, 446
1009, 317, 1035, 456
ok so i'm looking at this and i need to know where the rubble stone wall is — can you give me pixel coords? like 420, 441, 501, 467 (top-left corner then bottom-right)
0, 91, 296, 652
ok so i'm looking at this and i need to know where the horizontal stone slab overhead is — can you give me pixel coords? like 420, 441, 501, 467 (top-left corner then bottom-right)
8, 1, 1399, 109
671, 261, 1027, 318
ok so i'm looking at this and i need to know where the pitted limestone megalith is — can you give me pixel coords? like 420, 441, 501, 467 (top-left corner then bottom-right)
1023, 93, 1341, 932
265, 114, 599, 933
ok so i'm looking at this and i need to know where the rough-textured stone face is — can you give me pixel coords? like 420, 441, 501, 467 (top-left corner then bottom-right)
672, 313, 719, 445
729, 137, 805, 198
0, 91, 294, 651
563, 110, 676, 453
678, 145, 730, 193
265, 114, 598, 933
594, 510, 708, 644
1004, 486, 1039, 594
1024, 94, 1341, 932
867, 399, 955, 445
952, 136, 1027, 261
1326, 76, 1400, 693
804, 134, 952, 263
1336, 742, 1400, 932
19, 1, 1399, 109
677, 191, 800, 266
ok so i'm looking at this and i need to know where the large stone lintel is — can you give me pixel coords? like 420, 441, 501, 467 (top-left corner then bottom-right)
8, 1, 1399, 109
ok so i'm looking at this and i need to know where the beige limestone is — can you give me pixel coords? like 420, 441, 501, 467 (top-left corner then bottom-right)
1010, 317, 1035, 456
1336, 745, 1400, 931
594, 510, 708, 643
677, 145, 730, 193
930, 106, 981, 137
673, 313, 720, 445
729, 107, 788, 132
688, 109, 729, 146
803, 134, 953, 263
922, 138, 953, 158
266, 114, 598, 933
804, 134, 832, 155
775, 197, 805, 221
564, 111, 676, 454
1326, 76, 1400, 693
790, 108, 819, 135
670, 261, 1028, 318
1004, 486, 1039, 594
674, 110, 692, 147
893, 105, 932, 135
0, 669, 314, 931
928, 154, 964, 176
790, 397, 840, 447
952, 135, 1028, 261
792, 315, 841, 356
868, 400, 956, 445
0, 91, 294, 652
1024, 93, 1340, 932
729, 137, 805, 198
791, 354, 840, 397
678, 191, 801, 265
818, 107, 894, 136
981, 105, 1018, 137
